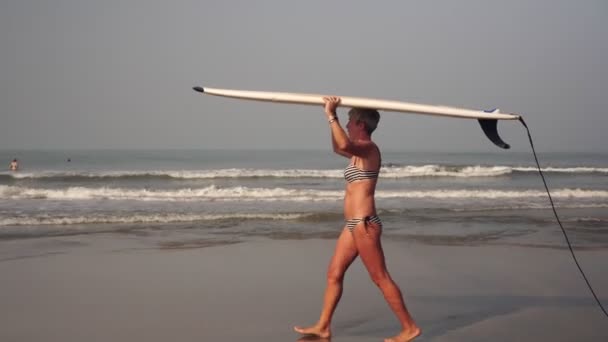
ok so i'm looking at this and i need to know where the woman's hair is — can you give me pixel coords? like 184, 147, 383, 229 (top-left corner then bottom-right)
348, 108, 380, 135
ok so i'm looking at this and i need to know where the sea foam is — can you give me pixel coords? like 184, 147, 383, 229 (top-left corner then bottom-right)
1, 185, 606, 202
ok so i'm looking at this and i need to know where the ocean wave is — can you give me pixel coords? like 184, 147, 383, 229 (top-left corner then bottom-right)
512, 166, 608, 173
0, 169, 342, 180
0, 212, 308, 227
1, 185, 607, 202
378, 188, 608, 199
449, 203, 608, 212
0, 185, 341, 201
381, 165, 514, 177
1, 165, 606, 181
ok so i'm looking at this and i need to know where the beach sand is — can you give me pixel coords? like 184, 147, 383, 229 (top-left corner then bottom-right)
1, 233, 607, 342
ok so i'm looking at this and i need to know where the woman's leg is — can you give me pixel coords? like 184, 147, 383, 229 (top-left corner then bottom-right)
352, 222, 421, 342
294, 227, 358, 337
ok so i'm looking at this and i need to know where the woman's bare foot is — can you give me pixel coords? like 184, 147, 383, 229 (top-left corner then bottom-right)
384, 326, 421, 342
293, 324, 331, 339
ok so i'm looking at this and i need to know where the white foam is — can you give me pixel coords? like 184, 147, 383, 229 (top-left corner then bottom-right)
1, 185, 607, 202
2, 165, 605, 180
381, 165, 513, 177
1, 169, 344, 179
376, 188, 608, 199
0, 212, 307, 226
513, 166, 608, 173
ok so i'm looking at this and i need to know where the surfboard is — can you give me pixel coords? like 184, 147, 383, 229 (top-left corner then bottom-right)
194, 86, 520, 120
193, 86, 520, 149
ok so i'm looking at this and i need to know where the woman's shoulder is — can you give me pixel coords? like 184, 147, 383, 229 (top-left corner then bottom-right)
351, 141, 380, 166
352, 139, 379, 150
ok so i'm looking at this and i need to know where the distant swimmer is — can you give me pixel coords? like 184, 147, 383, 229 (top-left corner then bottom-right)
9, 158, 19, 171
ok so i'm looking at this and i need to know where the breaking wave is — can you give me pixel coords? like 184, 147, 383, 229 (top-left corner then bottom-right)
1, 165, 606, 181
0, 212, 308, 227
2, 185, 607, 202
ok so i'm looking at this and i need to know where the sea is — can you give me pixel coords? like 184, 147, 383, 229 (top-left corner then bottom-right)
1, 149, 607, 249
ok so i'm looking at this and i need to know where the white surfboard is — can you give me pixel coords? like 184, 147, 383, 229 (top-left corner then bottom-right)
194, 86, 520, 121
193, 86, 520, 148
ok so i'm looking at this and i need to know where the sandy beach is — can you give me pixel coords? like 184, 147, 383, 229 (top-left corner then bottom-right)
1, 232, 607, 342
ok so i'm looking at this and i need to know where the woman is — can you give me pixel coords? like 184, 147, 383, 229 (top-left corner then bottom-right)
294, 97, 420, 342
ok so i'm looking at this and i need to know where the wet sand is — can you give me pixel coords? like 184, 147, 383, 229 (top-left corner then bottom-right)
1, 234, 607, 342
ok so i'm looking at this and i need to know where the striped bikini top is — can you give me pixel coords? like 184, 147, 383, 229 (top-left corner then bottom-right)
344, 163, 380, 183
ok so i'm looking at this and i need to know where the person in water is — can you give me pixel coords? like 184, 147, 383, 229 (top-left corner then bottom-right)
294, 97, 420, 342
9, 158, 19, 171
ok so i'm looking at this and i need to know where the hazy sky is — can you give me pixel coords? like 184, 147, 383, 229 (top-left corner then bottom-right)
1, 0, 606, 152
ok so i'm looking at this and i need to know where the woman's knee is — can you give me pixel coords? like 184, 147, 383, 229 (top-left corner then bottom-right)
368, 270, 391, 287
327, 267, 346, 284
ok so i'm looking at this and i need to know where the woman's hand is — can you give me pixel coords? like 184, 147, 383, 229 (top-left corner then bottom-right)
323, 96, 341, 118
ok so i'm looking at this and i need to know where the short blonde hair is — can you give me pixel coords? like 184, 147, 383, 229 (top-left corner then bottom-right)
348, 108, 380, 135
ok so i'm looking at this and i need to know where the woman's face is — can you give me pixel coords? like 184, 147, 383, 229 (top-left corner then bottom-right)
346, 116, 361, 137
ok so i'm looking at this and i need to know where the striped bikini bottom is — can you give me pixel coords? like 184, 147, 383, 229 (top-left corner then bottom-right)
345, 215, 382, 231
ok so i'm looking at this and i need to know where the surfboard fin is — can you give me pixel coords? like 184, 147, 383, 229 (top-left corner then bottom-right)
478, 109, 510, 149
478, 119, 509, 149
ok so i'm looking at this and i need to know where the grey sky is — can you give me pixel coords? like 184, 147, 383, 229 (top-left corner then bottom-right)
1, 0, 606, 152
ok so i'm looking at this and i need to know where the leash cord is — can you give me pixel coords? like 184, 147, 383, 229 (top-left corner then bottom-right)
519, 117, 608, 318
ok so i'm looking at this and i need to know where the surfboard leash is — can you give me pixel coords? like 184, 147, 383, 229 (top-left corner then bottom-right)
518, 117, 608, 318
